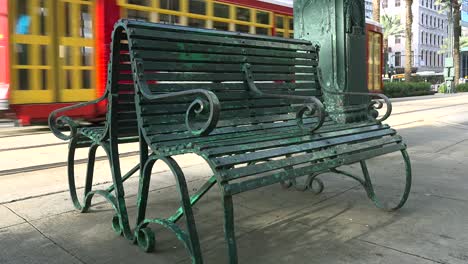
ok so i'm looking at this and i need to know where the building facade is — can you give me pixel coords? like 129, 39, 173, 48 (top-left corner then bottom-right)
365, 0, 373, 18
383, 0, 447, 72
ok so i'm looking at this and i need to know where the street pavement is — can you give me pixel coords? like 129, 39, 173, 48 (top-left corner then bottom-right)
1, 93, 468, 264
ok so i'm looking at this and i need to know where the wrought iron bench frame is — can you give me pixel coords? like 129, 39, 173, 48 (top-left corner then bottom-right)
111, 20, 412, 264
50, 19, 412, 264
48, 64, 140, 241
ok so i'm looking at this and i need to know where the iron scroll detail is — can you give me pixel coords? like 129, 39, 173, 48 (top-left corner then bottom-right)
242, 63, 326, 132
133, 59, 221, 136
48, 92, 108, 141
317, 67, 392, 122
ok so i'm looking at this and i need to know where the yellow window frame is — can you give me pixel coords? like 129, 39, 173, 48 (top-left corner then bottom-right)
118, 0, 274, 35
274, 14, 294, 38
8, 0, 56, 104
57, 0, 96, 102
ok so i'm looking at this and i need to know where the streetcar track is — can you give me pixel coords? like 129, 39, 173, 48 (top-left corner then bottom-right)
391, 102, 468, 116
0, 128, 51, 139
1, 97, 467, 176
0, 151, 140, 176
0, 142, 67, 152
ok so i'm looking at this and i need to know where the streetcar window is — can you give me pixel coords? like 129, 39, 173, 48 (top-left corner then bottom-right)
16, 0, 30, 34
236, 24, 249, 33
236, 7, 250, 22
82, 71, 92, 89
189, 18, 206, 28
159, 14, 180, 24
80, 5, 93, 38
256, 27, 269, 35
214, 3, 229, 18
160, 0, 179, 11
41, 70, 48, 90
80, 47, 93, 66
18, 70, 29, 90
127, 9, 150, 21
15, 44, 30, 65
64, 2, 72, 37
276, 31, 284, 37
213, 21, 229, 31
64, 46, 72, 66
66, 71, 72, 89
289, 18, 294, 30
40, 45, 48, 65
276, 16, 284, 29
39, 0, 48, 35
256, 11, 269, 25
189, 0, 206, 15
129, 0, 150, 6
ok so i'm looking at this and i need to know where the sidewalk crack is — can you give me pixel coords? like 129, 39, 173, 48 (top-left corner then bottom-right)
358, 238, 451, 264
3, 205, 88, 264
435, 138, 468, 153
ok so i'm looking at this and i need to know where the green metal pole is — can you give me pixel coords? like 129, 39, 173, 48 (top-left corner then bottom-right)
445, 1, 455, 93
294, 0, 370, 122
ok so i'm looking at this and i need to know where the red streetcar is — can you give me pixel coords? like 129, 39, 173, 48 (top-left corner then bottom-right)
3, 0, 383, 125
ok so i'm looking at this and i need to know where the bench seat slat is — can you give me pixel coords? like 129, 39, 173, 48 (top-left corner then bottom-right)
203, 124, 390, 156
212, 128, 395, 167
222, 136, 403, 181
224, 144, 405, 195
152, 121, 376, 151
190, 122, 375, 150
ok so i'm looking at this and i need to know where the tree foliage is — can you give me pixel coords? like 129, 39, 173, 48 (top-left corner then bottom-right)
381, 14, 405, 40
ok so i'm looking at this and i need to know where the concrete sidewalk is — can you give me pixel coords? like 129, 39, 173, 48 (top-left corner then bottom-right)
1, 94, 468, 264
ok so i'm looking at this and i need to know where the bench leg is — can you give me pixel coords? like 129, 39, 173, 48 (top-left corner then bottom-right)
67, 137, 97, 212
66, 137, 136, 240
135, 155, 204, 264
223, 194, 238, 264
360, 149, 412, 211
103, 141, 134, 240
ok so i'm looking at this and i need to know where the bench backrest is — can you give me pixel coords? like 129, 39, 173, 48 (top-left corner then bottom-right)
105, 23, 140, 140
114, 20, 322, 145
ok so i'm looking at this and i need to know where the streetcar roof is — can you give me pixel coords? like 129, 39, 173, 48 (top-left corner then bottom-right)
259, 0, 293, 7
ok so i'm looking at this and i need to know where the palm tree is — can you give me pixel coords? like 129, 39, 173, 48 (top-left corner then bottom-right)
453, 0, 461, 85
404, 0, 413, 82
438, 36, 468, 54
373, 0, 380, 22
381, 15, 405, 72
436, 0, 462, 85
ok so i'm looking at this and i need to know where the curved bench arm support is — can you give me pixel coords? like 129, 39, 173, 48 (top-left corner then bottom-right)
48, 92, 108, 141
317, 67, 392, 122
133, 59, 221, 136
242, 63, 326, 132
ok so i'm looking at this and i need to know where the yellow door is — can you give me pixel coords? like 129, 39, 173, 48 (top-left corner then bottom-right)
57, 0, 95, 102
9, 0, 55, 104
8, 0, 95, 104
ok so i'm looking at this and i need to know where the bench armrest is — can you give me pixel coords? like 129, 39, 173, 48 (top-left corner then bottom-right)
242, 63, 326, 132
317, 67, 392, 122
134, 59, 220, 136
48, 92, 108, 141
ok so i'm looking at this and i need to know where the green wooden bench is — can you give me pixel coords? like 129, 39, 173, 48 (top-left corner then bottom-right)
52, 19, 411, 264
48, 41, 142, 240
113, 19, 412, 263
